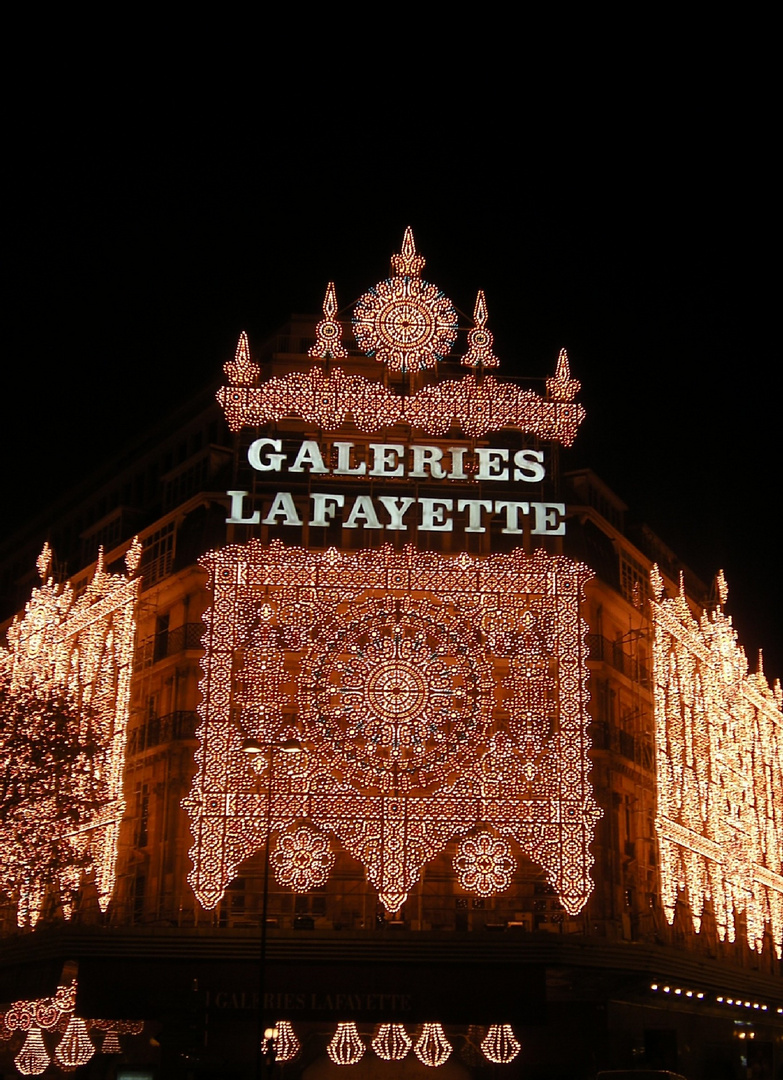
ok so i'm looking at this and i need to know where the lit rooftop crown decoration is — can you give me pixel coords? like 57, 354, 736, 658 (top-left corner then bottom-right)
353, 227, 458, 372
651, 567, 783, 957
462, 290, 499, 368
185, 542, 600, 918
0, 540, 141, 927
216, 232, 585, 445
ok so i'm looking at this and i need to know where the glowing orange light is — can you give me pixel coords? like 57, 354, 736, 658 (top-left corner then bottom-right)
328, 1021, 365, 1065
372, 1022, 411, 1061
14, 1026, 50, 1076
54, 1015, 95, 1069
185, 541, 599, 919
481, 1023, 521, 1064
272, 825, 334, 892
414, 1023, 451, 1067
263, 1019, 300, 1063
454, 832, 516, 896
309, 282, 348, 360
0, 542, 140, 926
651, 567, 783, 957
462, 290, 499, 368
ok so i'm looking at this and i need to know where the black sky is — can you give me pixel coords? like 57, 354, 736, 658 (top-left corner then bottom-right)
5, 77, 780, 680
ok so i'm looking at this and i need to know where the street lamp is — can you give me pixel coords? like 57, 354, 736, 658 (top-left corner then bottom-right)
241, 736, 302, 1077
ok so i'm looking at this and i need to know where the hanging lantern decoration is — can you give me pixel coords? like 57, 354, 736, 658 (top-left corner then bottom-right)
327, 1021, 365, 1065
101, 1027, 122, 1054
262, 1020, 300, 1063
482, 1023, 521, 1064
14, 1026, 50, 1076
372, 1022, 411, 1060
414, 1023, 452, 1067
54, 1014, 96, 1070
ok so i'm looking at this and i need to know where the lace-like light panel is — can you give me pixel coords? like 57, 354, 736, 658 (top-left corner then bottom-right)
0, 541, 140, 927
185, 541, 599, 916
651, 567, 783, 957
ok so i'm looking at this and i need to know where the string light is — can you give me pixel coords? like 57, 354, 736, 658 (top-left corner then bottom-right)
414, 1023, 452, 1067
0, 543, 140, 926
262, 1020, 300, 1063
100, 1028, 122, 1054
454, 832, 516, 896
353, 228, 457, 372
462, 290, 499, 368
651, 567, 783, 958
185, 542, 599, 917
54, 1015, 95, 1070
272, 824, 334, 892
372, 1022, 411, 1061
545, 348, 581, 402
309, 282, 347, 359
327, 1022, 365, 1065
481, 1023, 521, 1064
219, 363, 584, 444
14, 1026, 50, 1076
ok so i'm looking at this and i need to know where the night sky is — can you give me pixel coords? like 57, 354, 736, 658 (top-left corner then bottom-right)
5, 87, 780, 680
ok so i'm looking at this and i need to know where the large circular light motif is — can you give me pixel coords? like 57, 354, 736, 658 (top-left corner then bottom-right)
298, 596, 493, 794
353, 277, 457, 372
453, 831, 516, 896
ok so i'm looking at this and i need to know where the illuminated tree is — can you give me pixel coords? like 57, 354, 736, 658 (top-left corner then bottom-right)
0, 675, 102, 920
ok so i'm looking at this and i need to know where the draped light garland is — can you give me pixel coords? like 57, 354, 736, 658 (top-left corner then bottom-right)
0, 541, 141, 926
185, 542, 599, 917
651, 567, 783, 957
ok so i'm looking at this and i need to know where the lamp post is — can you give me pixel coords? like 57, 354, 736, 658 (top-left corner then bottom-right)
242, 736, 302, 1078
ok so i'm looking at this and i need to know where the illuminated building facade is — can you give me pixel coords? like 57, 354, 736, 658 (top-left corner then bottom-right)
0, 232, 780, 1079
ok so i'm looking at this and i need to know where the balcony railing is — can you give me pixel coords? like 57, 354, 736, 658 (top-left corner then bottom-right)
134, 622, 202, 672
126, 710, 199, 755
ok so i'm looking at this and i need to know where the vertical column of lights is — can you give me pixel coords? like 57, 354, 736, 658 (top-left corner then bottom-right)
414, 1023, 452, 1067
327, 1022, 365, 1065
185, 543, 600, 918
481, 1024, 522, 1064
372, 1023, 412, 1061
651, 566, 783, 956
0, 540, 140, 928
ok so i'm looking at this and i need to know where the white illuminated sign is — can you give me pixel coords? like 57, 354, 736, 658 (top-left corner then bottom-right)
226, 440, 565, 536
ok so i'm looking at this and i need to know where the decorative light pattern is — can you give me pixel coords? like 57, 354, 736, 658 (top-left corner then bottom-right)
223, 329, 260, 385
651, 568, 783, 957
327, 1021, 365, 1065
414, 1023, 451, 1067
372, 1023, 411, 1061
454, 832, 516, 896
54, 1015, 95, 1070
272, 824, 335, 892
14, 1026, 50, 1076
218, 364, 584, 445
185, 541, 599, 916
0, 542, 140, 926
263, 1020, 300, 1063
545, 348, 581, 402
353, 228, 457, 371
309, 282, 348, 359
100, 1028, 122, 1054
481, 1023, 521, 1064
3, 980, 77, 1033
462, 290, 499, 368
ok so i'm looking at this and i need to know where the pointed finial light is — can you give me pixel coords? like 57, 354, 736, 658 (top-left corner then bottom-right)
546, 347, 581, 402
463, 289, 499, 368
391, 226, 425, 277
309, 282, 347, 359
